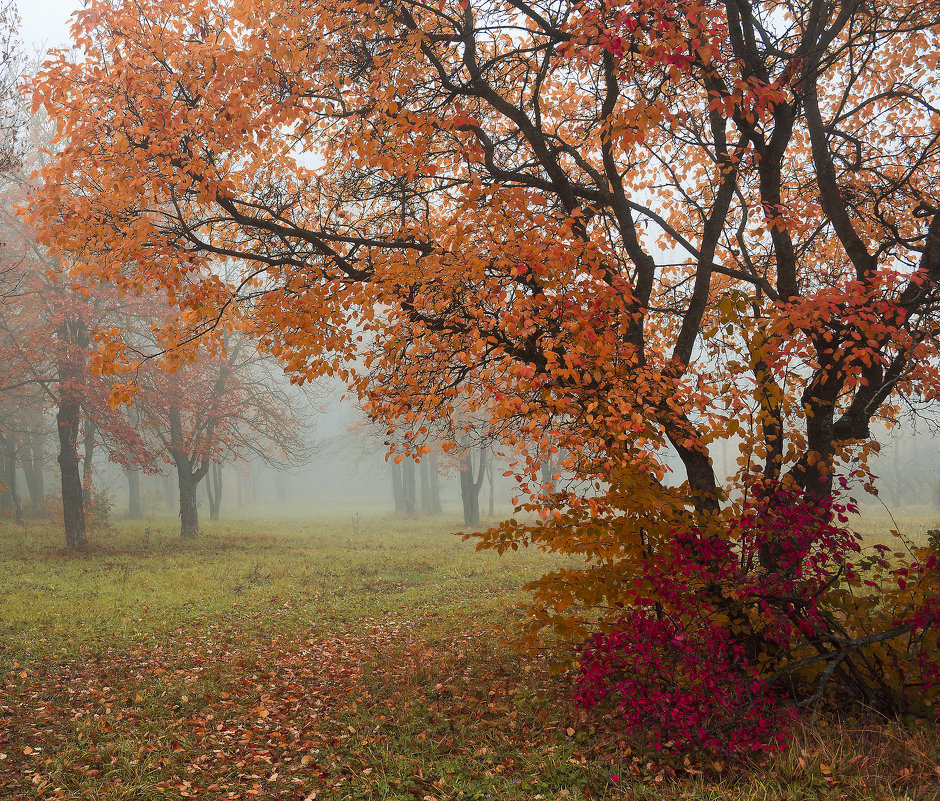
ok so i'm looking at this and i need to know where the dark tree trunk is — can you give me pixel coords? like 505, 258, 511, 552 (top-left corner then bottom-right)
57, 398, 86, 548
402, 458, 416, 516
459, 445, 488, 527
125, 468, 142, 519
391, 459, 405, 513
169, 402, 210, 538
206, 461, 222, 520
176, 459, 201, 539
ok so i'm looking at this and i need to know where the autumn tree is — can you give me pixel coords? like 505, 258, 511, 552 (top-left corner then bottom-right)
128, 333, 311, 538
28, 0, 940, 733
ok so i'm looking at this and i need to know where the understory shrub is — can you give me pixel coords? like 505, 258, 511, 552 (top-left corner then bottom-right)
573, 483, 940, 754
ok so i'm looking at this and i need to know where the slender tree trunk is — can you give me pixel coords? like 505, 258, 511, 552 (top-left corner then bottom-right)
420, 458, 433, 514
125, 468, 142, 519
420, 453, 444, 515
391, 460, 405, 513
21, 431, 45, 509
487, 459, 495, 518
402, 458, 416, 516
248, 468, 258, 504
1, 435, 22, 523
57, 398, 86, 548
429, 450, 442, 514
206, 461, 222, 520
0, 434, 14, 517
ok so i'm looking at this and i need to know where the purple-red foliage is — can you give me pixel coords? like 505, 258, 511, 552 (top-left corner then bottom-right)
575, 483, 940, 754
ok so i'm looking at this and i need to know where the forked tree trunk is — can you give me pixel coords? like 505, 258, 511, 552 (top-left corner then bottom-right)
459, 445, 488, 527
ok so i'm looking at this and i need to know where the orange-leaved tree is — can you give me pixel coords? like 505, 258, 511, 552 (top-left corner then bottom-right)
28, 0, 940, 740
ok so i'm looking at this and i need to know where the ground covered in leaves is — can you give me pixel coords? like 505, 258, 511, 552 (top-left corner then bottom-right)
1, 514, 939, 800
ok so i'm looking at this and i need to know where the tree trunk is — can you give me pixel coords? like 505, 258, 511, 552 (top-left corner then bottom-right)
176, 460, 200, 539
391, 459, 405, 513
402, 458, 416, 516
125, 468, 142, 519
21, 431, 45, 510
57, 398, 86, 548
420, 458, 433, 514
1, 435, 22, 524
420, 452, 444, 515
429, 451, 442, 513
0, 433, 14, 517
206, 461, 222, 520
459, 445, 487, 527
487, 459, 494, 518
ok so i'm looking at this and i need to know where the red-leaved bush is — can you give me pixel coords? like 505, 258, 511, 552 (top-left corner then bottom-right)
574, 483, 940, 754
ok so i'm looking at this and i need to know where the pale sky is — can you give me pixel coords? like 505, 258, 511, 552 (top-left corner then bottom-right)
20, 0, 82, 54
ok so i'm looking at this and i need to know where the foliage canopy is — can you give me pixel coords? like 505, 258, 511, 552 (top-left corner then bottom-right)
27, 0, 940, 745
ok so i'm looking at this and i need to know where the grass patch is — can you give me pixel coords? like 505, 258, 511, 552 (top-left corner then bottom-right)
1, 512, 938, 800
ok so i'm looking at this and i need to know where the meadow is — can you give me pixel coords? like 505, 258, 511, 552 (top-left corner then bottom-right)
1, 510, 939, 800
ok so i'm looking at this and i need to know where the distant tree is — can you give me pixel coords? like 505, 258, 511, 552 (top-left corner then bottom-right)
129, 335, 311, 537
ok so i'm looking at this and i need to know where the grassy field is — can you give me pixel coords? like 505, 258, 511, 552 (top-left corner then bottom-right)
1, 511, 939, 800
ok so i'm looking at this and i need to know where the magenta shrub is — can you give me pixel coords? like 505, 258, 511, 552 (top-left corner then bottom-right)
574, 483, 940, 753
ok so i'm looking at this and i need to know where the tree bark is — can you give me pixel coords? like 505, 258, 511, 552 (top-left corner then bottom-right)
168, 403, 210, 538
459, 445, 488, 527
57, 397, 86, 548
176, 459, 202, 539
125, 468, 142, 519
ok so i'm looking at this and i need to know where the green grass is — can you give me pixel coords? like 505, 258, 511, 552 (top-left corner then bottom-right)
1, 512, 939, 800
